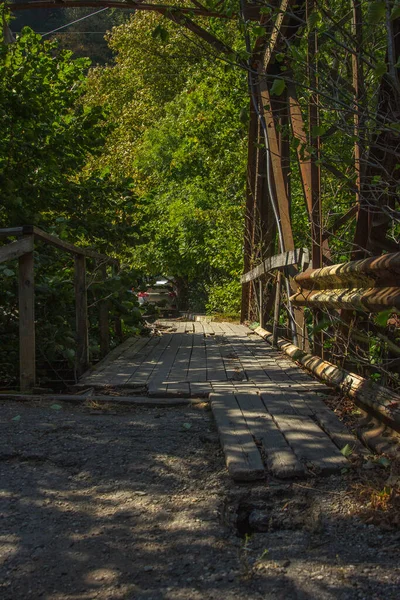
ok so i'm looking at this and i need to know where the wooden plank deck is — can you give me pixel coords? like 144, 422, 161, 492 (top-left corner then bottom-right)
78, 319, 359, 480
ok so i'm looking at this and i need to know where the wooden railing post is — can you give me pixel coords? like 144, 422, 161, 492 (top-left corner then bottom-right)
18, 236, 35, 391
99, 262, 110, 357
74, 254, 89, 377
112, 261, 123, 342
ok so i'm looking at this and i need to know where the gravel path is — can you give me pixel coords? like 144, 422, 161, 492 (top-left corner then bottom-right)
0, 399, 398, 599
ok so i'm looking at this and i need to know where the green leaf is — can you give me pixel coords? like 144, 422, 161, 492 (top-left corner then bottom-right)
12, 415, 21, 422
253, 26, 266, 37
3, 268, 15, 277
50, 403, 62, 411
341, 444, 353, 457
307, 11, 320, 30
375, 310, 391, 327
311, 125, 326, 137
310, 318, 331, 334
377, 456, 391, 468
374, 62, 387, 78
368, 2, 385, 23
182, 422, 192, 430
151, 25, 169, 43
270, 78, 286, 96
392, 4, 400, 20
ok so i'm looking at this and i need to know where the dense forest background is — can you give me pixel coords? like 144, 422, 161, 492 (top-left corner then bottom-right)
1, 4, 248, 387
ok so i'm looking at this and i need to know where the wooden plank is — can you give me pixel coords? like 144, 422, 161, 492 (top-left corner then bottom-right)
74, 254, 89, 377
220, 326, 273, 383
147, 331, 185, 395
33, 226, 117, 262
166, 382, 190, 397
260, 391, 348, 474
205, 336, 227, 381
126, 333, 172, 384
0, 236, 34, 264
236, 392, 305, 478
0, 227, 24, 238
193, 321, 204, 334
210, 392, 265, 481
108, 335, 162, 386
0, 393, 206, 407
79, 336, 152, 384
187, 331, 207, 382
167, 330, 193, 382
203, 321, 214, 335
189, 381, 212, 397
18, 246, 35, 391
241, 248, 309, 284
298, 391, 365, 454
184, 321, 194, 333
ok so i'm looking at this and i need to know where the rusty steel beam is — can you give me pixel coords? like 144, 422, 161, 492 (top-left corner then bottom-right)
290, 251, 400, 311
258, 77, 295, 252
287, 83, 312, 218
294, 251, 400, 290
291, 287, 400, 312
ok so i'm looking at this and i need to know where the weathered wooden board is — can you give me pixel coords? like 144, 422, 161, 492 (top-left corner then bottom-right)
107, 335, 162, 386
79, 336, 151, 385
0, 236, 34, 264
128, 333, 173, 384
260, 390, 348, 474
240, 248, 309, 283
189, 382, 212, 397
236, 392, 305, 478
204, 336, 227, 381
210, 392, 265, 481
166, 382, 191, 397
187, 332, 207, 382
147, 330, 185, 395
168, 331, 193, 382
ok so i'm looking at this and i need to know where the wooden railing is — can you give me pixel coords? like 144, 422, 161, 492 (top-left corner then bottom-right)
241, 248, 400, 362
0, 226, 119, 391
240, 248, 310, 345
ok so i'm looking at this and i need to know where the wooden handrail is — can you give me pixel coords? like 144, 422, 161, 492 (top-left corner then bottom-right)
0, 237, 34, 263
240, 248, 310, 284
0, 226, 119, 391
0, 226, 118, 263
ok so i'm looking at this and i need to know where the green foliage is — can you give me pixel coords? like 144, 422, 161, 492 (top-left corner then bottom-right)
0, 28, 142, 387
270, 78, 286, 96
86, 14, 247, 313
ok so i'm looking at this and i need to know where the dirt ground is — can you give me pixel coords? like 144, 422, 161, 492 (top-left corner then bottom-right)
0, 398, 399, 600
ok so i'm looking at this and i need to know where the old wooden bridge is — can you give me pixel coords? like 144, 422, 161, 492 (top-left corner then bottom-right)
2, 1, 400, 479
74, 317, 356, 480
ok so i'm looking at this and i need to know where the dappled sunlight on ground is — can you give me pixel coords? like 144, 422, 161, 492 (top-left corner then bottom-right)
0, 399, 399, 599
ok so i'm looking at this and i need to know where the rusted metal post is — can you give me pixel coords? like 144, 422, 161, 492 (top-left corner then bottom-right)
351, 0, 368, 259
